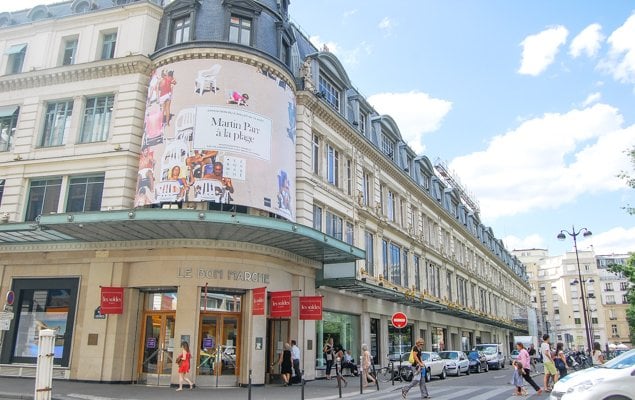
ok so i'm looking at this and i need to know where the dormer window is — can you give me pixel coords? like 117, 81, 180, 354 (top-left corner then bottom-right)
170, 15, 191, 44
229, 15, 252, 46
381, 133, 395, 159
318, 75, 340, 111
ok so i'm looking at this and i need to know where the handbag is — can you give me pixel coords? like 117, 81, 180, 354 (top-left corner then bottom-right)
408, 350, 415, 364
176, 355, 183, 365
554, 357, 565, 370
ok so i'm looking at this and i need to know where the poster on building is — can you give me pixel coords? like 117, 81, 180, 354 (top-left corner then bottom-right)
252, 287, 266, 316
299, 296, 322, 320
269, 290, 292, 318
134, 59, 296, 221
100, 287, 124, 314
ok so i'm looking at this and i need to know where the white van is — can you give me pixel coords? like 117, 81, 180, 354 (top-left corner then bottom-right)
472, 343, 506, 369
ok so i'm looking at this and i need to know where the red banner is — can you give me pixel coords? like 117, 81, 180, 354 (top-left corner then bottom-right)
252, 287, 266, 315
299, 296, 323, 320
100, 287, 124, 314
269, 290, 292, 318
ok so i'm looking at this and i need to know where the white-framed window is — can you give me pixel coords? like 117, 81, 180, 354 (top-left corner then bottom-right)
380, 133, 394, 159
414, 255, 420, 291
359, 112, 366, 134
390, 243, 401, 285
403, 249, 409, 288
318, 75, 340, 111
79, 94, 114, 143
41, 100, 73, 147
362, 171, 371, 207
229, 15, 252, 46
612, 324, 618, 336
100, 32, 117, 60
170, 15, 191, 44
326, 144, 339, 186
312, 204, 322, 231
346, 159, 352, 195
0, 106, 19, 152
5, 44, 26, 74
311, 134, 320, 174
365, 231, 374, 275
387, 190, 395, 221
61, 36, 78, 65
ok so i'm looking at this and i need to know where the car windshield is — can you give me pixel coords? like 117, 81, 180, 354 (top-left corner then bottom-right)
440, 352, 458, 360
475, 346, 497, 355
600, 349, 635, 369
421, 353, 430, 361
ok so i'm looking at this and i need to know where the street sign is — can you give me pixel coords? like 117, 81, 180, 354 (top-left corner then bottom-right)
5, 290, 15, 306
391, 312, 408, 329
0, 311, 14, 321
0, 319, 10, 331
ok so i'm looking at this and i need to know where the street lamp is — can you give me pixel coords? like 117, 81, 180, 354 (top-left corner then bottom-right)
557, 225, 592, 353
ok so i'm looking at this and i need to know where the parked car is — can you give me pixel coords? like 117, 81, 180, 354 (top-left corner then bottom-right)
509, 349, 519, 365
473, 343, 506, 369
467, 350, 489, 373
550, 349, 635, 400
439, 351, 470, 376
420, 351, 447, 381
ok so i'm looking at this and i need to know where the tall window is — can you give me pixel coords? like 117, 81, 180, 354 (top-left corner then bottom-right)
413, 255, 420, 291
325, 211, 343, 240
381, 133, 394, 159
312, 134, 320, 174
62, 37, 78, 65
387, 190, 395, 221
611, 324, 618, 336
66, 175, 104, 212
312, 204, 322, 231
101, 32, 117, 59
382, 239, 388, 279
229, 15, 251, 46
170, 16, 191, 44
41, 100, 73, 147
403, 249, 409, 288
362, 171, 370, 206
6, 44, 26, 74
359, 112, 366, 134
390, 243, 401, 285
326, 144, 339, 186
344, 221, 353, 244
346, 159, 352, 195
25, 178, 62, 221
318, 76, 340, 111
0, 106, 19, 151
365, 231, 374, 275
80, 94, 114, 143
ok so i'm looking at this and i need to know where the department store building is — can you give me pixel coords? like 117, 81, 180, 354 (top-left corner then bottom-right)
0, 0, 530, 387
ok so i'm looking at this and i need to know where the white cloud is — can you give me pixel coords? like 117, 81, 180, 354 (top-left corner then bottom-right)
580, 226, 635, 255
503, 234, 546, 251
518, 26, 569, 76
449, 103, 635, 219
569, 23, 604, 58
597, 13, 635, 84
367, 91, 452, 154
378, 17, 396, 36
308, 35, 339, 54
343, 9, 358, 18
582, 92, 602, 107
309, 36, 372, 67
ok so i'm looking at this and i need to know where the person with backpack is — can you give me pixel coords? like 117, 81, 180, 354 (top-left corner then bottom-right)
401, 338, 430, 399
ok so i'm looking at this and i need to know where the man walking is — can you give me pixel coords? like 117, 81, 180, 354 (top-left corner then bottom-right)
291, 340, 301, 384
541, 334, 557, 392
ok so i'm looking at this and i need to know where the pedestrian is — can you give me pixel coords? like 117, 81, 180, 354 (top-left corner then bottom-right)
401, 338, 429, 399
555, 342, 568, 378
516, 342, 542, 395
342, 349, 358, 376
528, 344, 537, 372
271, 342, 293, 386
176, 341, 194, 391
334, 345, 348, 387
511, 361, 527, 396
291, 339, 301, 384
361, 343, 376, 387
323, 337, 335, 380
541, 334, 557, 392
592, 342, 605, 365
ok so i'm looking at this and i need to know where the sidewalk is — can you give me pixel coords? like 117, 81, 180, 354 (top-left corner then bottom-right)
0, 376, 389, 400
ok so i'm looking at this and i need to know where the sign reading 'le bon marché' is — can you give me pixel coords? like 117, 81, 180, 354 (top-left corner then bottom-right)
177, 267, 270, 284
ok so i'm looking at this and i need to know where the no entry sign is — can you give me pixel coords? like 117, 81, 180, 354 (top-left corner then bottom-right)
391, 312, 408, 329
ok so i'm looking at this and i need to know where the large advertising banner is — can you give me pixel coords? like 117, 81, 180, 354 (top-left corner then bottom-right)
135, 59, 296, 221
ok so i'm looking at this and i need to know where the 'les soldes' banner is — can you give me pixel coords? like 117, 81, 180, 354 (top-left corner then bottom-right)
100, 287, 124, 314
252, 287, 266, 316
269, 290, 292, 318
299, 296, 323, 320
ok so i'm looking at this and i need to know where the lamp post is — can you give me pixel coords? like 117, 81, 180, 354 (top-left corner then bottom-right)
557, 225, 592, 353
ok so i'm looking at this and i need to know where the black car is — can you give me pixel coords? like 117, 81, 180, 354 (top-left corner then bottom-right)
467, 351, 489, 373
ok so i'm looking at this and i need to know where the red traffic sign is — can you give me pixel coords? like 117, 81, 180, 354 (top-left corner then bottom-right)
391, 312, 408, 328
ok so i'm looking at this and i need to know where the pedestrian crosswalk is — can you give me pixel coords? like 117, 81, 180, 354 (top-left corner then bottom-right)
333, 385, 543, 400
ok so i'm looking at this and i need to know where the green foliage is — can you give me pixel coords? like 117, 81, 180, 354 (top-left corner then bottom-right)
608, 254, 635, 344
619, 146, 635, 214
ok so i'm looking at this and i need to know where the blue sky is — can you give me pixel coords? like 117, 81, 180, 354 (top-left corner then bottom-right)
288, 0, 635, 256
7, 0, 635, 256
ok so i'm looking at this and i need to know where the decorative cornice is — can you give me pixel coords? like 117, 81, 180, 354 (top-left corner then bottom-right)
0, 55, 153, 92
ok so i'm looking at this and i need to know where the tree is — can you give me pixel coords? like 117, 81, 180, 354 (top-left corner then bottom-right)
618, 145, 635, 214
608, 253, 635, 345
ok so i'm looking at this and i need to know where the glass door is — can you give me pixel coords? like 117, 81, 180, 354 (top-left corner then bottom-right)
196, 313, 240, 386
139, 313, 175, 386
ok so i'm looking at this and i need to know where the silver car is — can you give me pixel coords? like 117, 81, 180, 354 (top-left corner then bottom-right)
420, 351, 447, 381
439, 351, 470, 376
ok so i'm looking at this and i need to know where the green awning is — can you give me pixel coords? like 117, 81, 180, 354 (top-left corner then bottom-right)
4, 44, 26, 55
0, 106, 18, 118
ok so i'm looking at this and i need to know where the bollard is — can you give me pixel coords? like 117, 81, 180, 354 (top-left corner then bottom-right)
248, 368, 252, 400
359, 355, 363, 394
391, 361, 395, 386
336, 356, 342, 398
300, 369, 305, 400
35, 329, 55, 400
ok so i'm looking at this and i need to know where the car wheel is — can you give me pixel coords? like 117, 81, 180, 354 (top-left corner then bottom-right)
465, 366, 470, 375
424, 368, 431, 382
476, 364, 481, 373
497, 361, 502, 370
439, 368, 446, 380
485, 363, 489, 372
604, 396, 631, 400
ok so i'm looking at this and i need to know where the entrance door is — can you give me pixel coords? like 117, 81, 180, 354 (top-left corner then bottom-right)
196, 313, 240, 387
139, 313, 176, 386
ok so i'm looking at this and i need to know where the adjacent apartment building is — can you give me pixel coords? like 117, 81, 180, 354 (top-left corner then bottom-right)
0, 0, 530, 386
